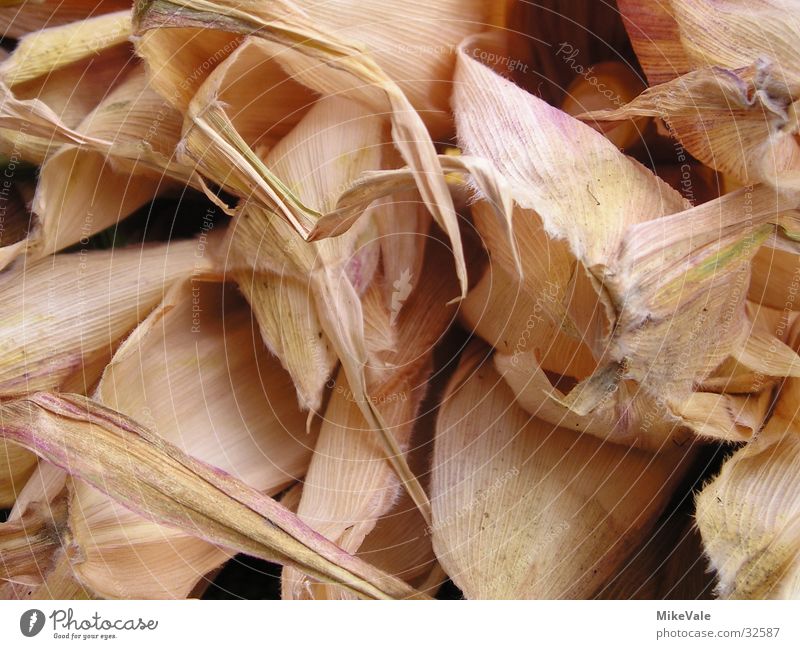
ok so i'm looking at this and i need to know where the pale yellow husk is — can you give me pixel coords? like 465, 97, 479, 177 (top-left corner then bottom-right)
0, 239, 208, 396
282, 245, 458, 599
67, 280, 317, 598
431, 344, 693, 598
32, 65, 193, 255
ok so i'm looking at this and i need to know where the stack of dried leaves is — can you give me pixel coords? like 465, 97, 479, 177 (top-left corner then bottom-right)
1, 0, 800, 600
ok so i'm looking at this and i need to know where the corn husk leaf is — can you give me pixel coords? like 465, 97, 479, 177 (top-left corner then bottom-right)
371, 179, 432, 317
312, 154, 519, 279
0, 496, 66, 592
0, 239, 208, 396
178, 36, 317, 218
0, 43, 134, 164
699, 302, 800, 393
65, 280, 317, 598
696, 378, 800, 598
0, 10, 131, 86
579, 63, 800, 186
8, 461, 66, 521
30, 552, 94, 600
431, 344, 693, 598
0, 462, 84, 600
134, 0, 472, 296
0, 391, 426, 600
669, 0, 800, 85
282, 247, 458, 598
353, 489, 440, 597
0, 0, 130, 39
455, 32, 800, 422
459, 259, 595, 380
135, 26, 242, 114
236, 273, 336, 413
224, 95, 381, 412
224, 95, 429, 517
32, 65, 191, 255
616, 0, 693, 85
0, 81, 107, 157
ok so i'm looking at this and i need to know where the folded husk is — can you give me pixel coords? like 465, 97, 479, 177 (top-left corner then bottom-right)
579, 63, 800, 186
455, 32, 800, 427
431, 344, 693, 598
0, 40, 135, 164
134, 0, 471, 296
282, 244, 458, 598
0, 10, 132, 86
0, 496, 67, 593
0, 239, 208, 396
32, 65, 190, 255
223, 95, 431, 517
65, 280, 317, 598
0, 392, 426, 600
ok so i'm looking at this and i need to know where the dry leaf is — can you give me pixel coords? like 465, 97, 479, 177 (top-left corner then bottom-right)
431, 344, 693, 598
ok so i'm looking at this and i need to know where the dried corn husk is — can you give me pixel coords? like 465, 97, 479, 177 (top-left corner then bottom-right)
32, 65, 191, 255
0, 391, 426, 599
614, 0, 800, 186
0, 10, 131, 86
8, 461, 67, 521
282, 244, 457, 599
0, 441, 37, 508
696, 385, 800, 597
431, 344, 693, 598
134, 0, 491, 295
0, 239, 207, 396
64, 280, 317, 598
670, 0, 800, 83
0, 0, 130, 39
0, 462, 76, 598
454, 33, 800, 431
616, 0, 692, 85
579, 63, 800, 186
180, 37, 330, 237
200, 37, 316, 150
0, 43, 134, 164
223, 95, 430, 517
236, 273, 337, 414
135, 26, 242, 113
225, 95, 382, 410
0, 495, 67, 594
